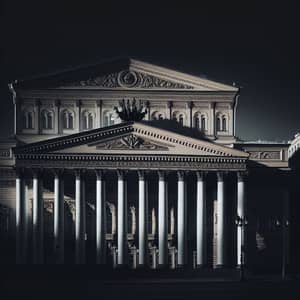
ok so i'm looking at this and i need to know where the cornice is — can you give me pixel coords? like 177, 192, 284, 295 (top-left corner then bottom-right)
15, 153, 247, 171
17, 89, 237, 102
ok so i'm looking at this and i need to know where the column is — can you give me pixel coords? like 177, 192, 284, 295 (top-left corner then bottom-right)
188, 101, 193, 128
167, 101, 173, 119
96, 100, 102, 128
75, 170, 86, 264
16, 171, 25, 264
237, 172, 246, 267
32, 170, 44, 264
22, 181, 29, 263
196, 171, 206, 267
158, 171, 168, 267
138, 171, 148, 266
117, 170, 127, 265
217, 172, 226, 267
76, 100, 81, 132
177, 171, 187, 266
96, 170, 106, 264
54, 170, 64, 264
55, 99, 60, 134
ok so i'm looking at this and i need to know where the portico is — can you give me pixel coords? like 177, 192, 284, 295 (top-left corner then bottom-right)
13, 121, 248, 268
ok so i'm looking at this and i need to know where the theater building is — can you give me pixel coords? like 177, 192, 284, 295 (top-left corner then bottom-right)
0, 58, 298, 274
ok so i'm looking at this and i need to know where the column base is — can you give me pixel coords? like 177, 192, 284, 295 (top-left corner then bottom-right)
157, 264, 169, 270
215, 264, 226, 269
176, 264, 187, 269
195, 264, 209, 269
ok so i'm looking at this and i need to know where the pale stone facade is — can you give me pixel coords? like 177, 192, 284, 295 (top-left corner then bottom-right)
0, 58, 297, 273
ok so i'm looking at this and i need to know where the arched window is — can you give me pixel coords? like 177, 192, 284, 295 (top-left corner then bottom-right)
201, 115, 206, 130
82, 111, 94, 130
216, 117, 221, 131
41, 110, 53, 130
62, 110, 74, 129
194, 115, 200, 129
104, 112, 115, 126
172, 111, 185, 126
23, 110, 34, 129
151, 111, 165, 121
222, 116, 227, 131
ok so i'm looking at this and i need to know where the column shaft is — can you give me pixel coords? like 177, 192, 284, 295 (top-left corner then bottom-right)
75, 172, 85, 264
177, 172, 186, 266
158, 172, 168, 266
117, 171, 127, 265
138, 171, 148, 266
33, 175, 43, 264
196, 172, 206, 266
16, 175, 25, 264
54, 173, 64, 263
237, 174, 245, 266
96, 171, 106, 264
217, 173, 226, 267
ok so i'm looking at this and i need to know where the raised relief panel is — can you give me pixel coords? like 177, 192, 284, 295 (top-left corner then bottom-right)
65, 70, 194, 89
94, 134, 170, 151
248, 151, 281, 160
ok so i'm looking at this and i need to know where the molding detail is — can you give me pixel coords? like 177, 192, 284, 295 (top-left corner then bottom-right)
66, 70, 194, 89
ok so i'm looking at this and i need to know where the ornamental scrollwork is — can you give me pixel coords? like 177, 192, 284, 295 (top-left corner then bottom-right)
249, 151, 281, 160
95, 134, 169, 151
66, 70, 193, 89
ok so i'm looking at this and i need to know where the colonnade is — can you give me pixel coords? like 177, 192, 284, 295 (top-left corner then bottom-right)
15, 169, 246, 268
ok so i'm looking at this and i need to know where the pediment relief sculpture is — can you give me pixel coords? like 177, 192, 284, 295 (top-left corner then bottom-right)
95, 134, 169, 151
65, 70, 194, 89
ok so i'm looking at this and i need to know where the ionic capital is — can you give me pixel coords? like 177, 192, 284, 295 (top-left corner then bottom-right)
237, 171, 248, 182
177, 170, 185, 181
196, 171, 207, 181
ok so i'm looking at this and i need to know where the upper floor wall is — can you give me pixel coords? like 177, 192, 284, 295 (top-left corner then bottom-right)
10, 58, 239, 144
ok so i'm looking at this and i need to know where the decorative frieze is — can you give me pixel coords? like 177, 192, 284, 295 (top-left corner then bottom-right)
248, 151, 281, 160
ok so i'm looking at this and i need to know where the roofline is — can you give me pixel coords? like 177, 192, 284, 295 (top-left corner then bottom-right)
12, 56, 238, 92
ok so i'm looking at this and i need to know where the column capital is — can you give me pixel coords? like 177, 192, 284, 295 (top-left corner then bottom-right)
15, 167, 25, 178
196, 171, 207, 181
237, 171, 248, 182
177, 170, 185, 181
32, 168, 44, 179
158, 170, 165, 181
167, 101, 173, 109
116, 169, 125, 180
137, 170, 145, 180
52, 169, 64, 178
74, 169, 85, 179
96, 99, 102, 107
187, 101, 194, 109
55, 99, 61, 107
95, 169, 104, 180
75, 99, 82, 107
217, 172, 226, 182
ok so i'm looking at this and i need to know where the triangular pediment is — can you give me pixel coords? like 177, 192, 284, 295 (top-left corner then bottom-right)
15, 57, 238, 92
14, 122, 248, 158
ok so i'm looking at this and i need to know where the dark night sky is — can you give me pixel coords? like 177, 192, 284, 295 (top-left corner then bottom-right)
1, 1, 300, 142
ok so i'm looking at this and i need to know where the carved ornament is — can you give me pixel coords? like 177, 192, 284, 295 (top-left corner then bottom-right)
68, 70, 194, 89
95, 134, 169, 151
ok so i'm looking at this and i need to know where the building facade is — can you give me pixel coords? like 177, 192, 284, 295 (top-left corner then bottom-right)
0, 58, 298, 274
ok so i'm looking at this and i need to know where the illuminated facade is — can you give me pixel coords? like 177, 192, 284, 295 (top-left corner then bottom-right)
0, 58, 298, 274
